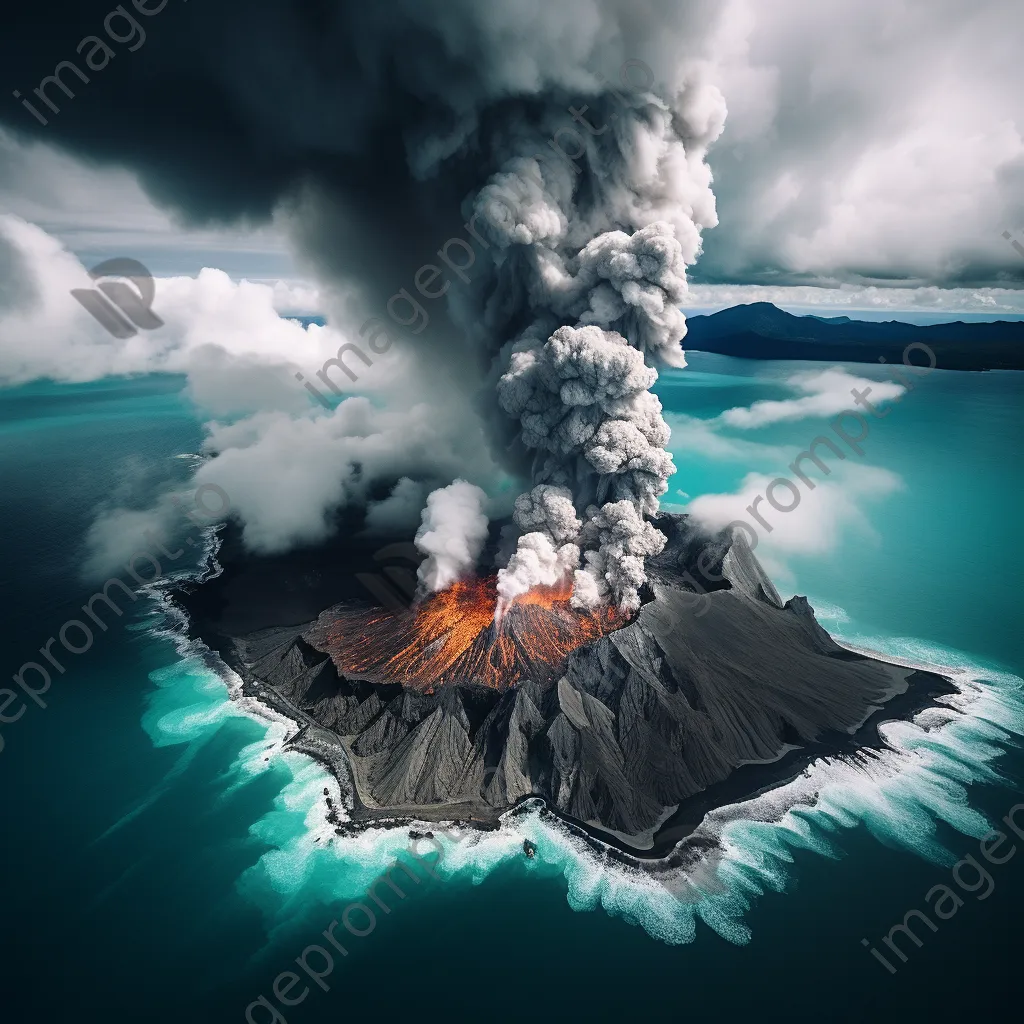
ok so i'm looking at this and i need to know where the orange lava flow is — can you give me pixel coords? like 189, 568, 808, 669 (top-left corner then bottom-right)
315, 575, 628, 692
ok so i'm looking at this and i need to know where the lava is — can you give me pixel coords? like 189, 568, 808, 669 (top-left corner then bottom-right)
314, 575, 629, 692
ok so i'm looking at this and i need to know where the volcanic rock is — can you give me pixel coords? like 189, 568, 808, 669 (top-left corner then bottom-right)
194, 513, 955, 854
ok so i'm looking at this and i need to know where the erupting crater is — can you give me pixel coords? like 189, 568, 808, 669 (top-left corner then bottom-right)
307, 575, 631, 692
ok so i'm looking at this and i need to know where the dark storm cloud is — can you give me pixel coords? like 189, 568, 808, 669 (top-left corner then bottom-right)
4, 0, 1022, 291
2, 0, 732, 585
0, 0, 714, 303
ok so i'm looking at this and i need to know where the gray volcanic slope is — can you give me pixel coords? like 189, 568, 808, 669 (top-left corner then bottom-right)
225, 514, 952, 852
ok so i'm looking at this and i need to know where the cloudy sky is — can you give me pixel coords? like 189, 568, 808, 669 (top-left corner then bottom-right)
0, 0, 1021, 577
1, 0, 1021, 312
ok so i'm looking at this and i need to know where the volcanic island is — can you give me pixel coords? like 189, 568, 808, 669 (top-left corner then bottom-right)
176, 511, 956, 860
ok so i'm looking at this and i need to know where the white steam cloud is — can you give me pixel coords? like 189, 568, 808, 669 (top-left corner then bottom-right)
495, 485, 582, 613
415, 480, 490, 593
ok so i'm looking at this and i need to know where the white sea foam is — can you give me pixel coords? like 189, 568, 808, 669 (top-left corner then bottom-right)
802, 597, 851, 624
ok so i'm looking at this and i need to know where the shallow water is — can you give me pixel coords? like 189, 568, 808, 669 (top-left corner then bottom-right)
1, 360, 1022, 1023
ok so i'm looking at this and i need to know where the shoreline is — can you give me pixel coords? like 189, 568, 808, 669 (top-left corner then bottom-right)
243, 649, 960, 863
166, 519, 965, 866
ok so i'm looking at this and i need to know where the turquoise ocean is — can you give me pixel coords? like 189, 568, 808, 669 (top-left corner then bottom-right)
1, 353, 1022, 1022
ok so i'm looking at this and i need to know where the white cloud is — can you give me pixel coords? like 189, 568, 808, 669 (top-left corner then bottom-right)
0, 215, 389, 416
698, 0, 1024, 286
673, 362, 907, 580
81, 500, 183, 582
718, 367, 904, 429
191, 400, 501, 555
664, 412, 787, 462
364, 477, 430, 534
79, 393, 504, 573
0, 217, 506, 569
688, 463, 904, 581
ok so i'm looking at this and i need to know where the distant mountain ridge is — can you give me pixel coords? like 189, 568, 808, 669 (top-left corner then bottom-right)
683, 302, 1024, 370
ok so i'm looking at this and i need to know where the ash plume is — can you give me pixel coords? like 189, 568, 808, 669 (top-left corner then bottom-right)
451, 80, 723, 615
0, 0, 727, 586
493, 320, 676, 612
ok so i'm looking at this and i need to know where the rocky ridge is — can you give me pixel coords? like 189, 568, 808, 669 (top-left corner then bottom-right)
223, 514, 954, 852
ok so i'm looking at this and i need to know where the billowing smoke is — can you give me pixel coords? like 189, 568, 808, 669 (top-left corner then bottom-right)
495, 484, 582, 614
414, 480, 490, 593
441, 75, 722, 616
492, 320, 675, 613
0, 1, 727, 601
572, 499, 668, 612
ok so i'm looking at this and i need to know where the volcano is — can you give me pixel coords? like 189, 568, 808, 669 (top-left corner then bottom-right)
307, 576, 628, 692
177, 512, 957, 855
